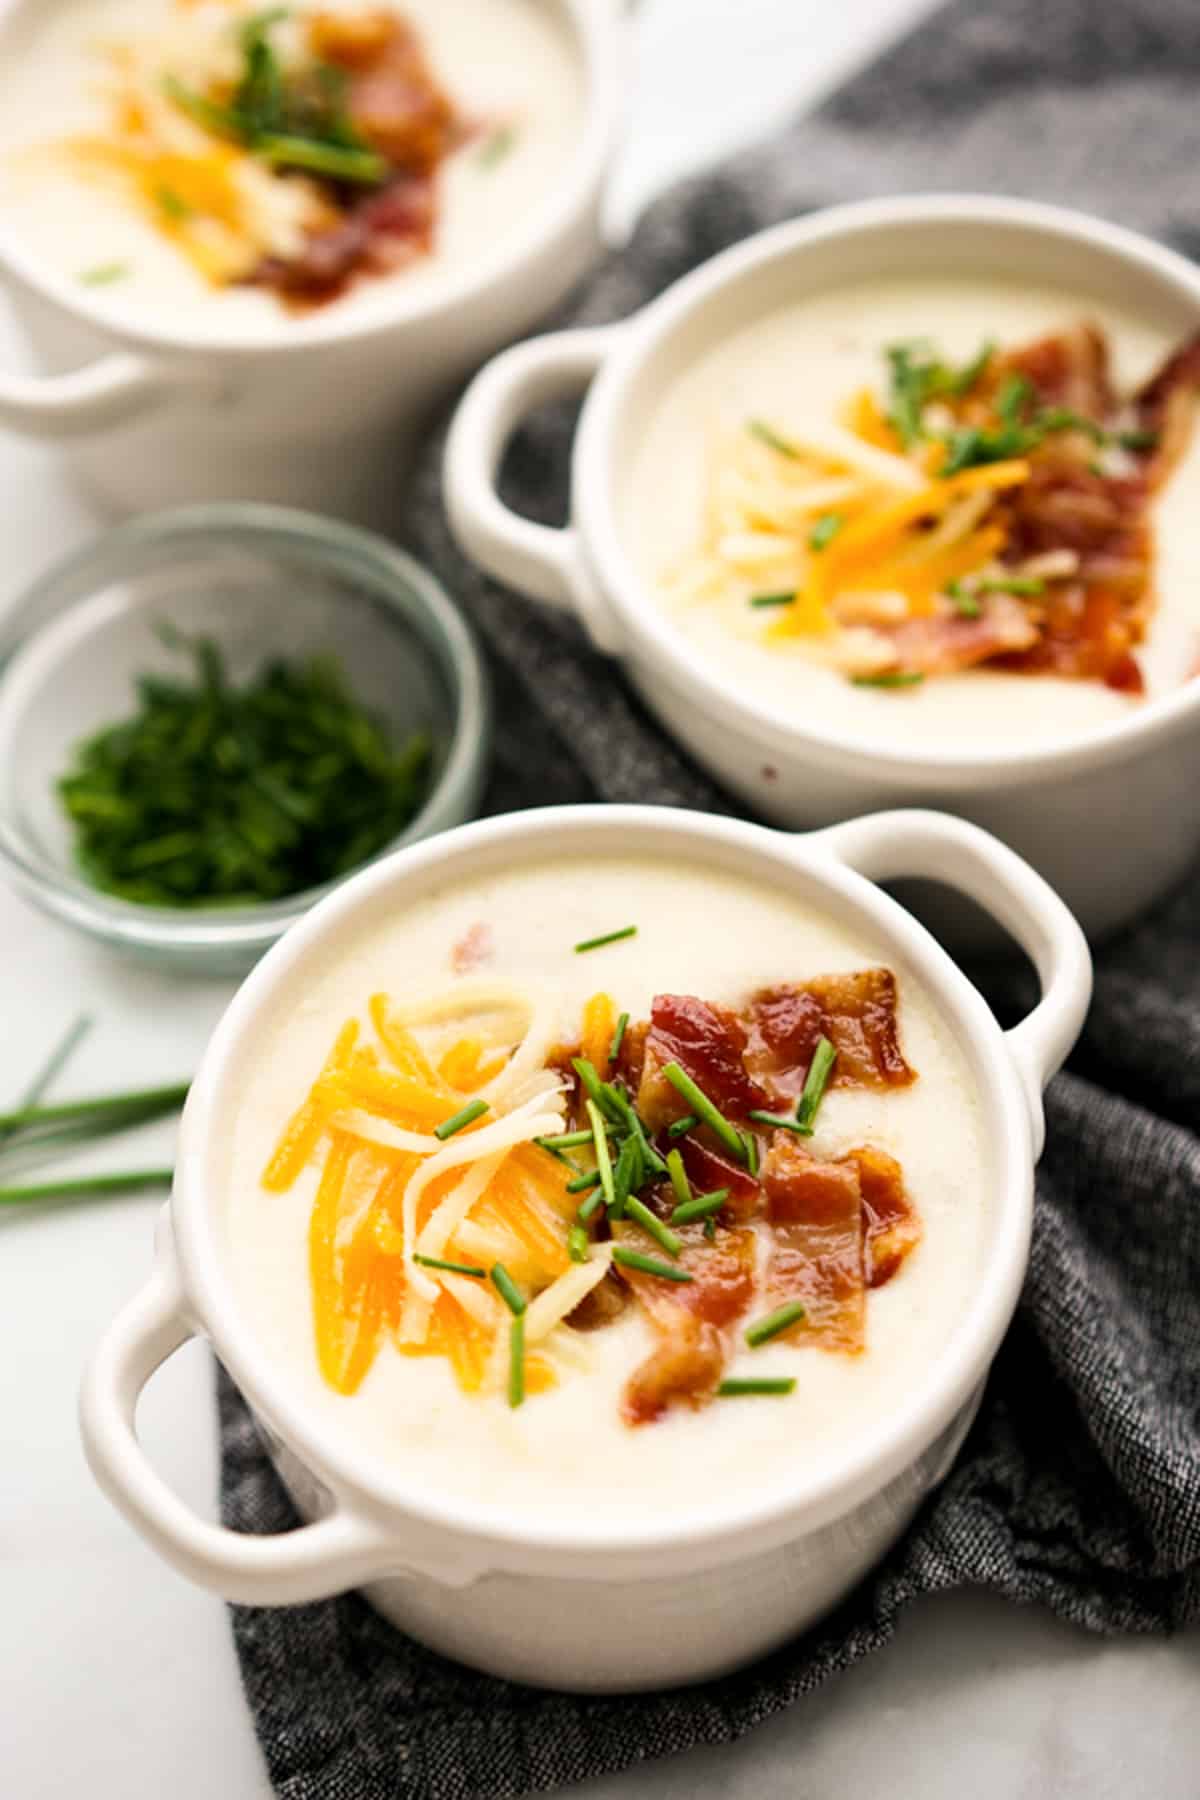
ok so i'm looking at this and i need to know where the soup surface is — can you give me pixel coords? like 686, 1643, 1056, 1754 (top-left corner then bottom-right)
221, 853, 991, 1525
0, 0, 584, 330
623, 277, 1200, 752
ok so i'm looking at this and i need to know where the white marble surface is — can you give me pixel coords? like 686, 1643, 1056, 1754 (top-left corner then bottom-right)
1, 2, 1197, 1796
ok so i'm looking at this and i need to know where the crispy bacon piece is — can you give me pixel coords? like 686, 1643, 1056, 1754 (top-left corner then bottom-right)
637, 995, 767, 1131
999, 321, 1116, 417
763, 1136, 866, 1353
617, 1217, 757, 1424
1135, 331, 1200, 487
851, 1146, 922, 1287
745, 969, 915, 1098
676, 1133, 761, 1221
566, 1269, 631, 1332
871, 592, 1039, 676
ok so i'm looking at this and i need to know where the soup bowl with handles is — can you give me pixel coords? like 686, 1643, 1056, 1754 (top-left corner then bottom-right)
80, 802, 1091, 1692
0, 0, 625, 523
445, 194, 1200, 941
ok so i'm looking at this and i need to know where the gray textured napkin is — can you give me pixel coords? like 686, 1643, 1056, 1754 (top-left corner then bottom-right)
220, 0, 1200, 1791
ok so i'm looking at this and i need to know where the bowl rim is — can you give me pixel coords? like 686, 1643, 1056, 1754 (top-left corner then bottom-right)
574, 192, 1200, 785
170, 802, 1036, 1566
0, 0, 621, 357
0, 502, 490, 959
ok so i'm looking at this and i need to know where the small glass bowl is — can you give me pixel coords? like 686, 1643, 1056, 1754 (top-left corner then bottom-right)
0, 505, 490, 974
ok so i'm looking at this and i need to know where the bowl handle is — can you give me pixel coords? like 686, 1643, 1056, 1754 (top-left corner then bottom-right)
0, 352, 216, 440
443, 325, 625, 651
809, 809, 1092, 1154
79, 1237, 400, 1606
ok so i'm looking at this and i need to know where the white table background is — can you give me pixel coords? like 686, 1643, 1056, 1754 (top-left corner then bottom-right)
3, 2, 1197, 1794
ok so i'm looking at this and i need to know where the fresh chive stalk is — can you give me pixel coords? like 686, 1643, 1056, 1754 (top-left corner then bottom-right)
796, 1036, 837, 1131
257, 133, 387, 183
849, 671, 925, 688
78, 263, 129, 287
808, 512, 843, 551
744, 1300, 807, 1347
748, 1109, 812, 1135
749, 591, 795, 610
434, 1097, 489, 1141
571, 1057, 623, 1124
610, 1135, 640, 1221
0, 1081, 189, 1139
586, 1099, 616, 1212
743, 1131, 759, 1176
567, 1224, 590, 1264
566, 1168, 601, 1195
667, 1114, 697, 1139
490, 1262, 526, 1317
0, 1169, 174, 1205
576, 1186, 605, 1223
508, 1314, 526, 1408
413, 1253, 486, 1279
624, 1195, 683, 1258
535, 1129, 594, 1152
608, 1012, 629, 1065
661, 1063, 747, 1162
666, 1147, 691, 1209
747, 419, 800, 458
669, 1188, 730, 1226
4, 1014, 92, 1140
717, 1377, 797, 1397
574, 925, 637, 954
611, 1246, 694, 1284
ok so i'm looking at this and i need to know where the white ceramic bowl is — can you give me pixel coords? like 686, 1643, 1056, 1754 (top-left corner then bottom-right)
80, 802, 1090, 1692
0, 0, 624, 522
444, 194, 1200, 940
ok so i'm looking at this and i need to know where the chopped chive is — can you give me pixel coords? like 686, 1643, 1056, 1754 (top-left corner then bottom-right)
413, 1253, 487, 1279
747, 419, 800, 458
434, 1097, 489, 1141
808, 512, 843, 552
508, 1313, 525, 1408
574, 925, 637, 954
608, 1011, 629, 1065
612, 1246, 694, 1284
256, 133, 387, 184
849, 671, 925, 688
717, 1377, 796, 1397
0, 1169, 173, 1205
610, 1134, 640, 1220
749, 591, 796, 609
1118, 428, 1159, 452
79, 262, 129, 287
577, 1186, 605, 1222
625, 1194, 683, 1257
586, 1098, 616, 1213
7, 1013, 92, 1136
747, 1109, 812, 1135
567, 1223, 590, 1264
979, 575, 1045, 598
155, 185, 192, 221
743, 1130, 759, 1177
745, 1300, 807, 1348
669, 1187, 729, 1226
661, 1063, 747, 1163
603, 1083, 667, 1176
946, 579, 982, 619
490, 1262, 526, 1317
796, 1036, 838, 1132
704, 1217, 717, 1240
666, 1147, 691, 1209
535, 1129, 594, 1151
566, 1168, 601, 1195
952, 339, 995, 394
478, 123, 517, 167
571, 1056, 622, 1122
667, 1113, 697, 1139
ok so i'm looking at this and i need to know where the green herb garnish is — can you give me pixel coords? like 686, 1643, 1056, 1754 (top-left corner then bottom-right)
850, 670, 926, 689
742, 1130, 759, 1177
155, 186, 192, 221
808, 512, 843, 552
1118, 428, 1159, 452
661, 1063, 747, 1163
535, 1129, 594, 1153
625, 1194, 683, 1258
717, 1377, 797, 1397
586, 1098, 616, 1213
567, 1168, 602, 1195
609, 1135, 640, 1221
744, 1300, 807, 1347
413, 1253, 486, 1279
0, 1081, 189, 1142
508, 1313, 525, 1408
611, 1246, 694, 1284
749, 591, 795, 609
796, 1036, 837, 1131
946, 579, 983, 618
576, 1185, 605, 1222
669, 1187, 729, 1226
5, 1015, 92, 1140
574, 925, 637, 953
58, 635, 432, 908
490, 1262, 526, 1317
665, 1147, 691, 1209
567, 1223, 590, 1264
0, 1170, 174, 1205
434, 1098, 489, 1141
667, 1113, 697, 1138
885, 339, 996, 447
747, 1110, 811, 1134
747, 419, 800, 458
608, 1012, 629, 1065
78, 262, 130, 287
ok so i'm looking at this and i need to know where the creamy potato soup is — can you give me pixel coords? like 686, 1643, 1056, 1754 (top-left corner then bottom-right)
624, 277, 1200, 752
0, 0, 584, 329
221, 855, 990, 1524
